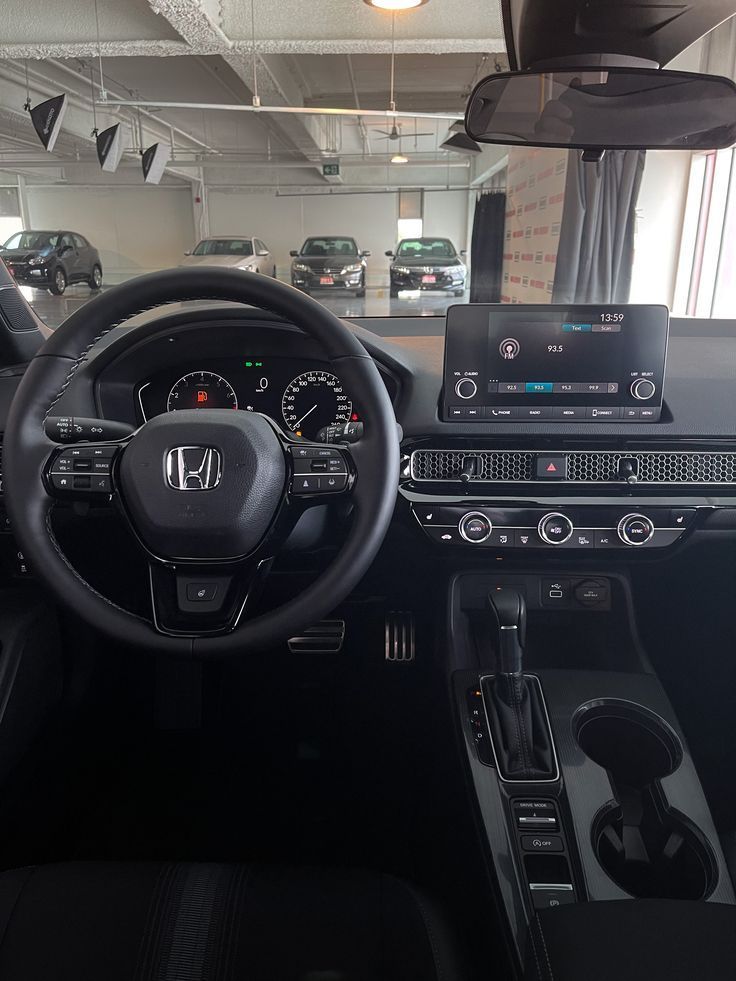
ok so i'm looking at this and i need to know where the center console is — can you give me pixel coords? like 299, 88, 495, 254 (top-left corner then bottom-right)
414, 304, 736, 971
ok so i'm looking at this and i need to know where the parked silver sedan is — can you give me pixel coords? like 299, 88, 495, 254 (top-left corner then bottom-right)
180, 236, 276, 277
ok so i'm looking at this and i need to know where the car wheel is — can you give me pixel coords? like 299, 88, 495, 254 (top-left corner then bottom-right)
453, 288, 465, 297
49, 267, 67, 295
89, 265, 103, 291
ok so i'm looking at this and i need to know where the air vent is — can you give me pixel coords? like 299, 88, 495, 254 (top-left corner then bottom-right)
411, 450, 534, 482
411, 449, 736, 485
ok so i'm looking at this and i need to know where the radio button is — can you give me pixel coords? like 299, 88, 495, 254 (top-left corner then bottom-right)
618, 513, 655, 546
538, 513, 574, 545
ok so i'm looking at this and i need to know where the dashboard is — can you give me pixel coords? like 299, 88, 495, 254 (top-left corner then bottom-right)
138, 358, 357, 441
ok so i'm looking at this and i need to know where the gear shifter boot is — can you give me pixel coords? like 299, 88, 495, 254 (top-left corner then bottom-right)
483, 673, 556, 780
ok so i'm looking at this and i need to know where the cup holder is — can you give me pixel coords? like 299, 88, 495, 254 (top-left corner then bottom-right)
574, 700, 716, 900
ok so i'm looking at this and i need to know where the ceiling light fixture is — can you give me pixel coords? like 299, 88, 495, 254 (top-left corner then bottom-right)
363, 0, 429, 8
391, 152, 409, 163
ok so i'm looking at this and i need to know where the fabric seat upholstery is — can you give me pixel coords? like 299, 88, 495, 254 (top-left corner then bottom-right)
0, 861, 463, 980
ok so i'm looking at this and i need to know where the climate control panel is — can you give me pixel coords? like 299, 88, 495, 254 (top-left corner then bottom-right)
412, 504, 695, 550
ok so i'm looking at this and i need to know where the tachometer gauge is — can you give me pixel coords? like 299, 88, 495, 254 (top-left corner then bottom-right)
281, 370, 352, 438
167, 371, 238, 411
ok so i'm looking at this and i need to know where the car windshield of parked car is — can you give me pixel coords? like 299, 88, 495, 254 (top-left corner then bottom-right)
396, 239, 457, 259
2, 232, 58, 251
301, 238, 359, 257
192, 239, 254, 257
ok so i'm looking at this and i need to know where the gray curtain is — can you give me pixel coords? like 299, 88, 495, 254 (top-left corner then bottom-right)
552, 150, 645, 304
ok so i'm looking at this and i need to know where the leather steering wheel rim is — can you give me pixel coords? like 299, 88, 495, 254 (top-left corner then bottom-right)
2, 268, 399, 656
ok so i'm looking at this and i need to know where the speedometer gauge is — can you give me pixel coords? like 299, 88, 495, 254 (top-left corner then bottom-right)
281, 370, 352, 438
167, 371, 238, 412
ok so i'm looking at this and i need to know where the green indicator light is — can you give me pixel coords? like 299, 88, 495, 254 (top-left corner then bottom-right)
255, 361, 263, 367
245, 361, 253, 367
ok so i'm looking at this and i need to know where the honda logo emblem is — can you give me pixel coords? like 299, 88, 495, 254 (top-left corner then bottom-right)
166, 447, 222, 491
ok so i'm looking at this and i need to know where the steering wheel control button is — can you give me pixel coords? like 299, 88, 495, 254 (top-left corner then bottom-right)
538, 513, 574, 546
176, 576, 230, 614
49, 444, 119, 496
536, 455, 567, 480
541, 579, 570, 608
458, 512, 492, 543
521, 835, 564, 853
618, 513, 655, 546
631, 378, 657, 400
454, 377, 478, 400
186, 582, 219, 603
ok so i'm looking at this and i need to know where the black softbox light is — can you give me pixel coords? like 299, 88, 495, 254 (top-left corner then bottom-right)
30, 94, 68, 152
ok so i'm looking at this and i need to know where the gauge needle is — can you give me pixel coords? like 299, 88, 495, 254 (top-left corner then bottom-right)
294, 404, 317, 430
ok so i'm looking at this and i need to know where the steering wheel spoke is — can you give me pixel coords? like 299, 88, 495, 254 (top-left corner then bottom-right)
148, 556, 273, 637
286, 441, 354, 500
45, 441, 124, 502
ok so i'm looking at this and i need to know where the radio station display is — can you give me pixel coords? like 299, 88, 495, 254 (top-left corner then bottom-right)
443, 304, 669, 423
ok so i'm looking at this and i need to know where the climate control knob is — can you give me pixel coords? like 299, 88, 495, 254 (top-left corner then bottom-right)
630, 378, 656, 401
454, 377, 478, 400
458, 511, 492, 543
538, 512, 574, 546
617, 513, 655, 546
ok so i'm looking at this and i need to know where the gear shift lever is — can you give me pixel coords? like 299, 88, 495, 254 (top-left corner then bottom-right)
484, 589, 556, 781
488, 588, 525, 675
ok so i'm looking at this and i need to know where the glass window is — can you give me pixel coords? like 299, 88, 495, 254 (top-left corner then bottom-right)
192, 239, 254, 256
73, 234, 88, 249
301, 238, 359, 256
396, 238, 457, 259
2, 231, 58, 251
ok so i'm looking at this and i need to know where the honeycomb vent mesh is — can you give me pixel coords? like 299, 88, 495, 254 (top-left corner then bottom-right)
411, 449, 736, 484
411, 450, 534, 482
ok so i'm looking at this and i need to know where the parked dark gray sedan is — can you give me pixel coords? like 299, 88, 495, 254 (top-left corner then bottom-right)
290, 236, 370, 296
0, 230, 103, 295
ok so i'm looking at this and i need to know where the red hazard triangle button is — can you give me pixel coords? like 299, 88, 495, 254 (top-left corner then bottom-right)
536, 456, 566, 479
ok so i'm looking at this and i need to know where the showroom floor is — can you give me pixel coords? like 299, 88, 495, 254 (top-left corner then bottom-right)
21, 283, 465, 331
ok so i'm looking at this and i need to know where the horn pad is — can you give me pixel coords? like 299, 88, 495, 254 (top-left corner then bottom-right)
118, 410, 286, 561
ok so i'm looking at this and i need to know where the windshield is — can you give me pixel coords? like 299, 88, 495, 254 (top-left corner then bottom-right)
2, 232, 58, 252
192, 239, 254, 257
396, 239, 458, 259
1, 11, 735, 327
301, 238, 359, 257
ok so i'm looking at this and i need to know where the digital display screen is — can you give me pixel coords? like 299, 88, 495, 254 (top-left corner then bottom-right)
443, 304, 669, 423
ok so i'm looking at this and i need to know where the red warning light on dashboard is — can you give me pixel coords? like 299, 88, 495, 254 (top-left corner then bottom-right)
546, 463, 557, 472
197, 391, 208, 404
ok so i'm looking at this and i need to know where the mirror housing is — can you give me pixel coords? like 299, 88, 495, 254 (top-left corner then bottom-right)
460, 250, 467, 256
257, 249, 269, 256
361, 250, 371, 257
385, 251, 394, 258
289, 250, 299, 257
466, 67, 736, 151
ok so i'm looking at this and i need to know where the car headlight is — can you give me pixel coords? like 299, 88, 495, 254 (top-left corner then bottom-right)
341, 263, 362, 274
393, 266, 412, 276
28, 256, 45, 266
292, 263, 310, 273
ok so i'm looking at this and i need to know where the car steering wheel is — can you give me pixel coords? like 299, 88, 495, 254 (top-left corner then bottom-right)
2, 268, 399, 656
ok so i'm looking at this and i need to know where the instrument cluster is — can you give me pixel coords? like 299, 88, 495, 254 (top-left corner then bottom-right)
137, 358, 358, 441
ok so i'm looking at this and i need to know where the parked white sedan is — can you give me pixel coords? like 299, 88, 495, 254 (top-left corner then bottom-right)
180, 236, 276, 277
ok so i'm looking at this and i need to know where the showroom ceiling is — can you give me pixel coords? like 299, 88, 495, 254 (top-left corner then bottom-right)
0, 0, 508, 192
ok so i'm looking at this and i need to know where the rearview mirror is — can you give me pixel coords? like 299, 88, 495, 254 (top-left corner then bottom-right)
466, 67, 736, 151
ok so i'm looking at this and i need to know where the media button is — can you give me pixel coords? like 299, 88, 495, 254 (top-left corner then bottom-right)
586, 406, 622, 420
465, 406, 483, 419
554, 406, 585, 420
448, 406, 467, 419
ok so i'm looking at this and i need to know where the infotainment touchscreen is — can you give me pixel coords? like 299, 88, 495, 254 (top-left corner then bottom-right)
443, 304, 669, 422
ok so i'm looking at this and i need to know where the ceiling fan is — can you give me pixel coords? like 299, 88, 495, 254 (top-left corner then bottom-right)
372, 122, 433, 140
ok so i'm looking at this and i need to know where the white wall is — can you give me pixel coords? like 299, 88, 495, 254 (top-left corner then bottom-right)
208, 189, 398, 286
26, 185, 195, 282
629, 150, 692, 308
423, 190, 469, 255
